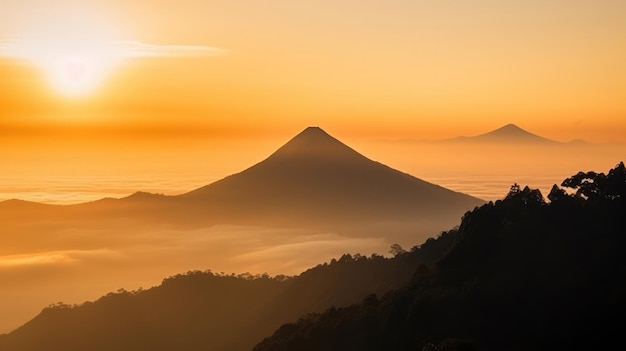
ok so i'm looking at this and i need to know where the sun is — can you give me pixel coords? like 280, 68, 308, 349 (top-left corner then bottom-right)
4, 11, 121, 97
1, 8, 222, 98
46, 57, 116, 97
44, 55, 104, 97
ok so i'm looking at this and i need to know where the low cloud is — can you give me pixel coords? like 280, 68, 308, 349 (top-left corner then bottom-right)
0, 224, 392, 334
0, 38, 225, 59
114, 41, 225, 58
0, 39, 16, 56
0, 249, 123, 268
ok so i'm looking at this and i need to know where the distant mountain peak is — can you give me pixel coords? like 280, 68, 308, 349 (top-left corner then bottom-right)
448, 124, 557, 144
484, 123, 542, 136
498, 123, 524, 131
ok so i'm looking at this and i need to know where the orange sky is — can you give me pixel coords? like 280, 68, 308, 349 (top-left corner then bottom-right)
1, 0, 625, 144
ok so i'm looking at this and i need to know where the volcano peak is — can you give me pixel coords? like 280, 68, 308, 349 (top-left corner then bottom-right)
266, 126, 363, 161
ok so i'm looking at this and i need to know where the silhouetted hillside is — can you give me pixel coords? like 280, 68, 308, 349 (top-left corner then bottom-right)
253, 162, 626, 351
0, 231, 458, 351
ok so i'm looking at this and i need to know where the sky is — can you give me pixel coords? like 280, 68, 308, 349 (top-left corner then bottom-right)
1, 0, 625, 144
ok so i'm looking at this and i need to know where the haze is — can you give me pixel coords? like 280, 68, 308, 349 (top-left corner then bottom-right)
1, 0, 625, 336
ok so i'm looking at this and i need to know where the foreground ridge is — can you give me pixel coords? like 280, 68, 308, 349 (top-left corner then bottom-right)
254, 161, 626, 351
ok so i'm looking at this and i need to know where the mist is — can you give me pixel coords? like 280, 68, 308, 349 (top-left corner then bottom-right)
1, 129, 623, 334
0, 223, 392, 333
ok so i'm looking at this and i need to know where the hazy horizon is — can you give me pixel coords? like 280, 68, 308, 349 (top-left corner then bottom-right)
1, 126, 623, 205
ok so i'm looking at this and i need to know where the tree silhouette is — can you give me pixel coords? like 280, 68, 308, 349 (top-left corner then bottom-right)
506, 183, 521, 198
389, 243, 407, 257
561, 162, 626, 201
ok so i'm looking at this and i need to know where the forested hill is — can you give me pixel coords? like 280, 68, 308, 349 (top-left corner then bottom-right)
0, 224, 457, 351
254, 162, 626, 351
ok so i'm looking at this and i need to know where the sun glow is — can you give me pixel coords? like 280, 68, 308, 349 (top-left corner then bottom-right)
0, 10, 222, 97
2, 11, 120, 97
40, 53, 115, 97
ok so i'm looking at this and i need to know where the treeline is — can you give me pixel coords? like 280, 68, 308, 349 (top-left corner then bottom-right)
254, 162, 626, 351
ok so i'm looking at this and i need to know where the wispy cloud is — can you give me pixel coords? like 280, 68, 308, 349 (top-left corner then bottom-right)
0, 39, 16, 56
0, 249, 123, 267
114, 41, 225, 58
0, 38, 226, 59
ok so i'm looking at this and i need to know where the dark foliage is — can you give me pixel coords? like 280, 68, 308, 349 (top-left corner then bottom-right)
254, 162, 626, 351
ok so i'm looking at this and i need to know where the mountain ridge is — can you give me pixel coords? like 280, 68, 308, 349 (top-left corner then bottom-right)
446, 123, 559, 144
368, 123, 589, 145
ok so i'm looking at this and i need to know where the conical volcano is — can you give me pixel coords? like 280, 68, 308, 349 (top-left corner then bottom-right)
265, 126, 363, 160
180, 127, 484, 239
